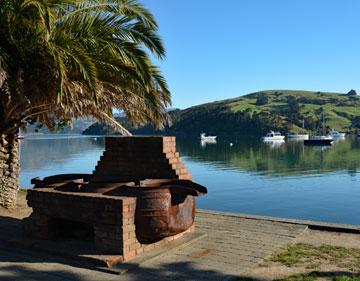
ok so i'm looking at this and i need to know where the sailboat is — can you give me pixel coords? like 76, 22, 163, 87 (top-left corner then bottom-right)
17, 129, 25, 140
287, 120, 309, 140
304, 114, 333, 146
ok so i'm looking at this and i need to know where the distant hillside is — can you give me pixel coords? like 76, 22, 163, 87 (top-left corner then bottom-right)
26, 118, 94, 135
83, 90, 360, 137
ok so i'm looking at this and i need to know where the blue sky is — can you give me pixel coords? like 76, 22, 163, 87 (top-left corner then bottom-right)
146, 0, 360, 109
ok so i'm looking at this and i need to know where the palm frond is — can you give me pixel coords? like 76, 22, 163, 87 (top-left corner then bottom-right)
118, 0, 158, 30
0, 0, 170, 135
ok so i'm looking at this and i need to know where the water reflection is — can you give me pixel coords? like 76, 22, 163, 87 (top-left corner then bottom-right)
200, 139, 217, 148
20, 135, 360, 181
177, 136, 360, 177
19, 136, 105, 187
262, 140, 285, 149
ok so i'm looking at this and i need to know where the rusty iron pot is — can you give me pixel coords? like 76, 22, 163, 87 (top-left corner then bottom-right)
135, 179, 207, 243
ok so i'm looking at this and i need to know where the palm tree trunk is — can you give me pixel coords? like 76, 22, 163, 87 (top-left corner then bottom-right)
0, 134, 20, 208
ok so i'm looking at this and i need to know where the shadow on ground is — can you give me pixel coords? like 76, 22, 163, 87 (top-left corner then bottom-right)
0, 215, 233, 281
0, 242, 237, 281
1, 215, 358, 281
0, 262, 239, 281
0, 215, 23, 243
1, 263, 360, 281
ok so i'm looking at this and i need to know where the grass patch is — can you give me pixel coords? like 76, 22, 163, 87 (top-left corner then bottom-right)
334, 276, 360, 281
278, 271, 320, 281
234, 243, 360, 281
278, 273, 360, 281
270, 243, 360, 271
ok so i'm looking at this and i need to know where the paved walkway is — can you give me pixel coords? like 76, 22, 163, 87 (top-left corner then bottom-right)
0, 210, 308, 281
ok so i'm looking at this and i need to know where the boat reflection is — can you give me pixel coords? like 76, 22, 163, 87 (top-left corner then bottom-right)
176, 136, 360, 177
263, 140, 285, 149
200, 139, 217, 148
311, 145, 331, 152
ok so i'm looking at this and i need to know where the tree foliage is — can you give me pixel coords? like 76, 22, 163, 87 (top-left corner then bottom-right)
0, 0, 170, 135
255, 93, 269, 106
347, 89, 357, 96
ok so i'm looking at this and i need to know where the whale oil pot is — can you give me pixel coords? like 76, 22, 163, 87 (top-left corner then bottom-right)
135, 179, 207, 243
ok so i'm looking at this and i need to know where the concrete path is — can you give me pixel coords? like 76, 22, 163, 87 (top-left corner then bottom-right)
0, 210, 308, 281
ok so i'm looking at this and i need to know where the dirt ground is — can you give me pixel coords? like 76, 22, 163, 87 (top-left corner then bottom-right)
295, 228, 360, 249
2, 191, 359, 281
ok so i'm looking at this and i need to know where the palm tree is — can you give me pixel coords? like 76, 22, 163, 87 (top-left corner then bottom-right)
0, 0, 171, 208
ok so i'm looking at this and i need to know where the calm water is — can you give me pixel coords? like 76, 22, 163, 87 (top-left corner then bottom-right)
20, 135, 360, 225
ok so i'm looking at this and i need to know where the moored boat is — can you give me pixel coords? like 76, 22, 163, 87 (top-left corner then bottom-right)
329, 129, 346, 139
262, 130, 285, 142
200, 133, 217, 141
287, 133, 309, 140
17, 129, 25, 140
304, 113, 334, 145
287, 120, 309, 140
304, 135, 333, 146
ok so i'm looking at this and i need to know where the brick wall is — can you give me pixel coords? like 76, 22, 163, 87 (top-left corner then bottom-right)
25, 188, 195, 263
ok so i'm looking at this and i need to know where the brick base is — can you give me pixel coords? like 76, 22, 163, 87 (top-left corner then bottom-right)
24, 188, 195, 263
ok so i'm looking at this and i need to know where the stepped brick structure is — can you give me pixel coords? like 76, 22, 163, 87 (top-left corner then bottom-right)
92, 137, 192, 182
24, 136, 205, 266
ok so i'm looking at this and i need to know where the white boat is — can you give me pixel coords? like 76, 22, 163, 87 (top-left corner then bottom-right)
311, 135, 333, 140
17, 129, 25, 140
329, 129, 346, 139
200, 133, 217, 141
287, 134, 309, 140
261, 130, 285, 142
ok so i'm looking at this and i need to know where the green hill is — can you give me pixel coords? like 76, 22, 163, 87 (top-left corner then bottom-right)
83, 90, 360, 137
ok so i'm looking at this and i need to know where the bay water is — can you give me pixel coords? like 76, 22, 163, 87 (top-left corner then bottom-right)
19, 135, 360, 225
